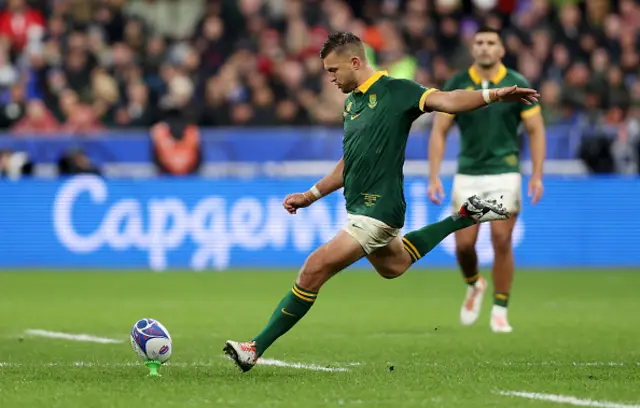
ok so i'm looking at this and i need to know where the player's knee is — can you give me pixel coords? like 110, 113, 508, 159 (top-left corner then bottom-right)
376, 262, 407, 279
376, 265, 405, 280
297, 251, 335, 290
491, 231, 512, 252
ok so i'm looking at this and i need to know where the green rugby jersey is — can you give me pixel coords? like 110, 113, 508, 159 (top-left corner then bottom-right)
341, 71, 434, 228
442, 64, 541, 175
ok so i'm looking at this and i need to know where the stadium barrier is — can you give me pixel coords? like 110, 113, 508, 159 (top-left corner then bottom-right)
0, 124, 581, 164
0, 175, 637, 270
0, 126, 588, 177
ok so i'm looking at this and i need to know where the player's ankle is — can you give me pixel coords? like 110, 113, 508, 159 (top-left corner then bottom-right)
464, 273, 480, 286
493, 292, 509, 308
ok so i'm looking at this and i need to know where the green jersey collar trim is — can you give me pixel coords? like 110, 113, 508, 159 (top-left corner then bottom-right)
356, 71, 388, 94
468, 64, 507, 85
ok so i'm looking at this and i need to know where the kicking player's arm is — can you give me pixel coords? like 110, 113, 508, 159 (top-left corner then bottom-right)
308, 157, 344, 201
422, 86, 539, 114
283, 158, 344, 214
427, 112, 455, 205
522, 106, 546, 204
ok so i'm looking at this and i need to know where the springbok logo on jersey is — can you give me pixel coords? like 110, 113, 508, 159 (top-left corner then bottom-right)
368, 94, 377, 109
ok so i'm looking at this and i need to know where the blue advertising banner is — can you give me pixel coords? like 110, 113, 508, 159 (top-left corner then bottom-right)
0, 175, 636, 270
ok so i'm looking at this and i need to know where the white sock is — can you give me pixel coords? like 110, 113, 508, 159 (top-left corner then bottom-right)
492, 305, 508, 317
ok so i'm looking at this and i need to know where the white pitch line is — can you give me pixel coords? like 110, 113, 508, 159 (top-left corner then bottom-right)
25, 329, 123, 344
257, 358, 349, 372
498, 361, 640, 367
499, 391, 640, 408
3, 359, 637, 369
0, 362, 189, 368
1, 359, 355, 372
4, 359, 635, 371
417, 362, 640, 367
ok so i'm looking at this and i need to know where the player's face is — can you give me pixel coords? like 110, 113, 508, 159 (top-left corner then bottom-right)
323, 51, 359, 94
472, 33, 505, 69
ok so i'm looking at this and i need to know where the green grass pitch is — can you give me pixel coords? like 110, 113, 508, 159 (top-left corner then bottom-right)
0, 269, 639, 407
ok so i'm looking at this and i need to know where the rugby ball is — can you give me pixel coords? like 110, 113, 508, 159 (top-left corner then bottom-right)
130, 318, 172, 363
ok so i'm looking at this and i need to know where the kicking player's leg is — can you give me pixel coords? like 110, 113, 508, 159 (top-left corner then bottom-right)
366, 235, 411, 279
223, 230, 365, 372
489, 212, 518, 333
369, 196, 510, 279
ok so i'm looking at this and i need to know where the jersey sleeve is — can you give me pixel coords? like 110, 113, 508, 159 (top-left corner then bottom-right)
390, 78, 437, 117
516, 76, 541, 119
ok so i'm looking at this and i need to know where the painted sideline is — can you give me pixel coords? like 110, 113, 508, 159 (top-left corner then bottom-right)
499, 391, 640, 408
419, 361, 640, 367
1, 359, 355, 372
257, 358, 349, 372
15, 331, 355, 373
25, 329, 123, 344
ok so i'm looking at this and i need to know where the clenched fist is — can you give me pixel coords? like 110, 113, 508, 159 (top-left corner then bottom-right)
283, 192, 314, 214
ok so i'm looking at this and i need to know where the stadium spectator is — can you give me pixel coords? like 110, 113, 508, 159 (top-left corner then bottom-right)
0, 80, 26, 128
0, 0, 45, 55
114, 80, 157, 127
58, 88, 103, 133
151, 73, 202, 176
57, 146, 101, 176
12, 98, 59, 134
0, 147, 32, 178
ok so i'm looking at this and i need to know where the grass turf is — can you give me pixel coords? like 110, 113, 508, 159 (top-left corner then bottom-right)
0, 269, 639, 407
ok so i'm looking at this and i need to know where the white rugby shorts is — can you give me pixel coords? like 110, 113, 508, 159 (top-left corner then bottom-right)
342, 213, 400, 254
451, 173, 522, 214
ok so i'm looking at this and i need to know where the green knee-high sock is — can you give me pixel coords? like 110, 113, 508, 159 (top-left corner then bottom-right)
402, 215, 475, 263
252, 283, 317, 356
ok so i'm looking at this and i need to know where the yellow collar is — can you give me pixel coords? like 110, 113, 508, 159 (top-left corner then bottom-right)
356, 71, 388, 94
468, 64, 507, 85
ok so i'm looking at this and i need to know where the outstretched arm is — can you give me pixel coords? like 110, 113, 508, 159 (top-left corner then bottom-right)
283, 158, 344, 214
423, 86, 539, 114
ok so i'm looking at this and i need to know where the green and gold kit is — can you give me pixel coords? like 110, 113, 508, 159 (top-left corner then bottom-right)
442, 64, 540, 175
342, 71, 434, 228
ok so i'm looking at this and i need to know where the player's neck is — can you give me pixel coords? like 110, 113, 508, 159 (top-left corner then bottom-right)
355, 67, 376, 88
473, 63, 502, 82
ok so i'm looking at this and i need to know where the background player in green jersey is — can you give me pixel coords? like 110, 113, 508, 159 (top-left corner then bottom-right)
224, 32, 539, 372
428, 27, 546, 333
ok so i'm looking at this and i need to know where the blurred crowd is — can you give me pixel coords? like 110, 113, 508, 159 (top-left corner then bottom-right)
0, 0, 636, 136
